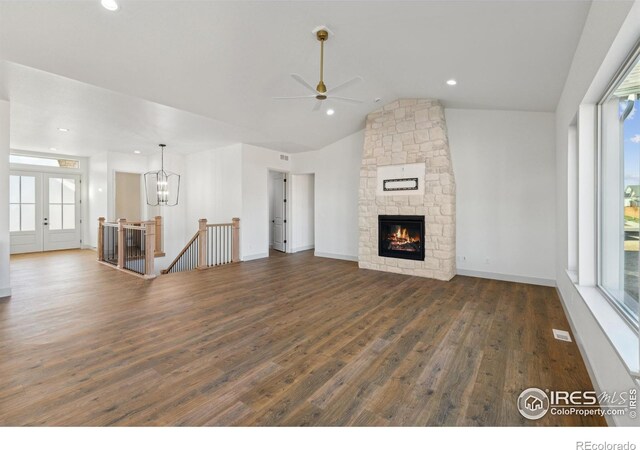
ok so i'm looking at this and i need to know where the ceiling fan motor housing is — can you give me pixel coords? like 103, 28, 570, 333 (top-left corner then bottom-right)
316, 29, 329, 41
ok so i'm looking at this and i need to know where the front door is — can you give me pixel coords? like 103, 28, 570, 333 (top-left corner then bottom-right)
9, 172, 42, 253
43, 174, 81, 251
10, 172, 81, 254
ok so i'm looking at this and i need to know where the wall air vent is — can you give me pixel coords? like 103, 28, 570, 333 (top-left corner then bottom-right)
280, 154, 289, 161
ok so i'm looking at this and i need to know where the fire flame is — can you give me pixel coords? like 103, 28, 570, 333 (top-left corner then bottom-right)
389, 226, 419, 245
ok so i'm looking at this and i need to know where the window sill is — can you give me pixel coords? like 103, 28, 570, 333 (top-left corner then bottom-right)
568, 271, 639, 378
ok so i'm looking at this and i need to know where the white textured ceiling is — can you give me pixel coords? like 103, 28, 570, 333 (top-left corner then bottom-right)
0, 0, 594, 156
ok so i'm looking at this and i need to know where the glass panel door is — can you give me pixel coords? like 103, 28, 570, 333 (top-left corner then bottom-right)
9, 172, 43, 254
43, 174, 81, 251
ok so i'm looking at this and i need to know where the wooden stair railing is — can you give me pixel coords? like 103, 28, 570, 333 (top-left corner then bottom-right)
161, 217, 240, 275
161, 231, 199, 274
97, 217, 157, 279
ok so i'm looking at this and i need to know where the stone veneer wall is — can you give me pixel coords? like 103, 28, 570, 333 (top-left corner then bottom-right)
358, 99, 456, 281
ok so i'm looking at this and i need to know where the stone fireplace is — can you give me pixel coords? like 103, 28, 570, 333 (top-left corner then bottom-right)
358, 99, 456, 281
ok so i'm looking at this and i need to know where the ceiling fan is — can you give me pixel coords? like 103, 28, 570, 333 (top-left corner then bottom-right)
274, 28, 363, 111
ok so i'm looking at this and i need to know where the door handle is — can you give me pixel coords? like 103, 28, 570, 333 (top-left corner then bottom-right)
272, 220, 275, 223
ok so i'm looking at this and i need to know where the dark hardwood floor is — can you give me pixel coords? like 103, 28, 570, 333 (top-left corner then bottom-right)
0, 249, 604, 426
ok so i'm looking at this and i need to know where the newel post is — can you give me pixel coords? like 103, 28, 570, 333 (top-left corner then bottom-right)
232, 217, 240, 263
117, 218, 126, 270
154, 215, 163, 255
197, 218, 207, 269
97, 217, 105, 261
144, 221, 156, 278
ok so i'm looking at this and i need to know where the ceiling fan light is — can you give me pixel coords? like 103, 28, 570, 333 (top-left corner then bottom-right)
326, 109, 335, 116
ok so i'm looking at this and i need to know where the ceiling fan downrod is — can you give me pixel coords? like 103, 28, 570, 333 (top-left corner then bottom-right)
316, 29, 329, 99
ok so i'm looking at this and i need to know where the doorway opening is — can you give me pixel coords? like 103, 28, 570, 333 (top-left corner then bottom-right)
291, 173, 315, 254
268, 170, 287, 253
115, 172, 142, 221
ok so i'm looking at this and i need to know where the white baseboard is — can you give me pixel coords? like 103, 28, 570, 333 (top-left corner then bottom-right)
242, 252, 269, 261
314, 251, 358, 262
554, 282, 609, 424
456, 269, 556, 287
293, 245, 315, 253
0, 287, 11, 299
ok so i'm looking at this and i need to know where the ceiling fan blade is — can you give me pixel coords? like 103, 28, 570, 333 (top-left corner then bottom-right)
312, 100, 322, 112
329, 96, 363, 104
326, 76, 363, 95
290, 73, 318, 94
273, 95, 317, 100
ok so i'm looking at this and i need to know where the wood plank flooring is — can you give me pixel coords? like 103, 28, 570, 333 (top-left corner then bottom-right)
0, 249, 604, 426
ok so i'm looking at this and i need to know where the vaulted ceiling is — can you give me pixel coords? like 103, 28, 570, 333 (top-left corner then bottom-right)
0, 0, 594, 155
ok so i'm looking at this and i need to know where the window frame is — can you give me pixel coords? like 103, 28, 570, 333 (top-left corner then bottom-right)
596, 42, 640, 329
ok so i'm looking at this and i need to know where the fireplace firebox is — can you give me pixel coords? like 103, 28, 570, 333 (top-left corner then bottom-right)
378, 215, 425, 261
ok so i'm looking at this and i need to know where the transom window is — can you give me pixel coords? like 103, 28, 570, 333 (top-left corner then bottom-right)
10, 154, 79, 169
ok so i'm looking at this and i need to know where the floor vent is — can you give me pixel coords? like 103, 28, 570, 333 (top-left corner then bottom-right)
552, 329, 572, 342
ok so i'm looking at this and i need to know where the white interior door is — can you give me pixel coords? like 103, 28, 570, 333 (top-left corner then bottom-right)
43, 174, 81, 251
9, 172, 42, 254
271, 172, 286, 252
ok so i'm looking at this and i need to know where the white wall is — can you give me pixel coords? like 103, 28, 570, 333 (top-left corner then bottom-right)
291, 115, 558, 283
88, 152, 108, 248
0, 100, 10, 298
554, 0, 639, 426
292, 130, 362, 261
184, 144, 242, 230
446, 109, 556, 285
89, 151, 148, 249
106, 152, 149, 222
241, 144, 291, 260
291, 173, 315, 252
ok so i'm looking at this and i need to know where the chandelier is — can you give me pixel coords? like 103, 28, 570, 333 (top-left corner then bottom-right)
144, 144, 180, 206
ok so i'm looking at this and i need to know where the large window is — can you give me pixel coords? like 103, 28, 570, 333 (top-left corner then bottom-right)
599, 55, 640, 324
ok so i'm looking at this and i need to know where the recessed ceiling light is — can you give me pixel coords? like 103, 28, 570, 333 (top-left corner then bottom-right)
101, 0, 119, 11
49, 147, 56, 151
326, 109, 335, 116
446, 79, 457, 86
58, 128, 69, 132
134, 150, 141, 154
